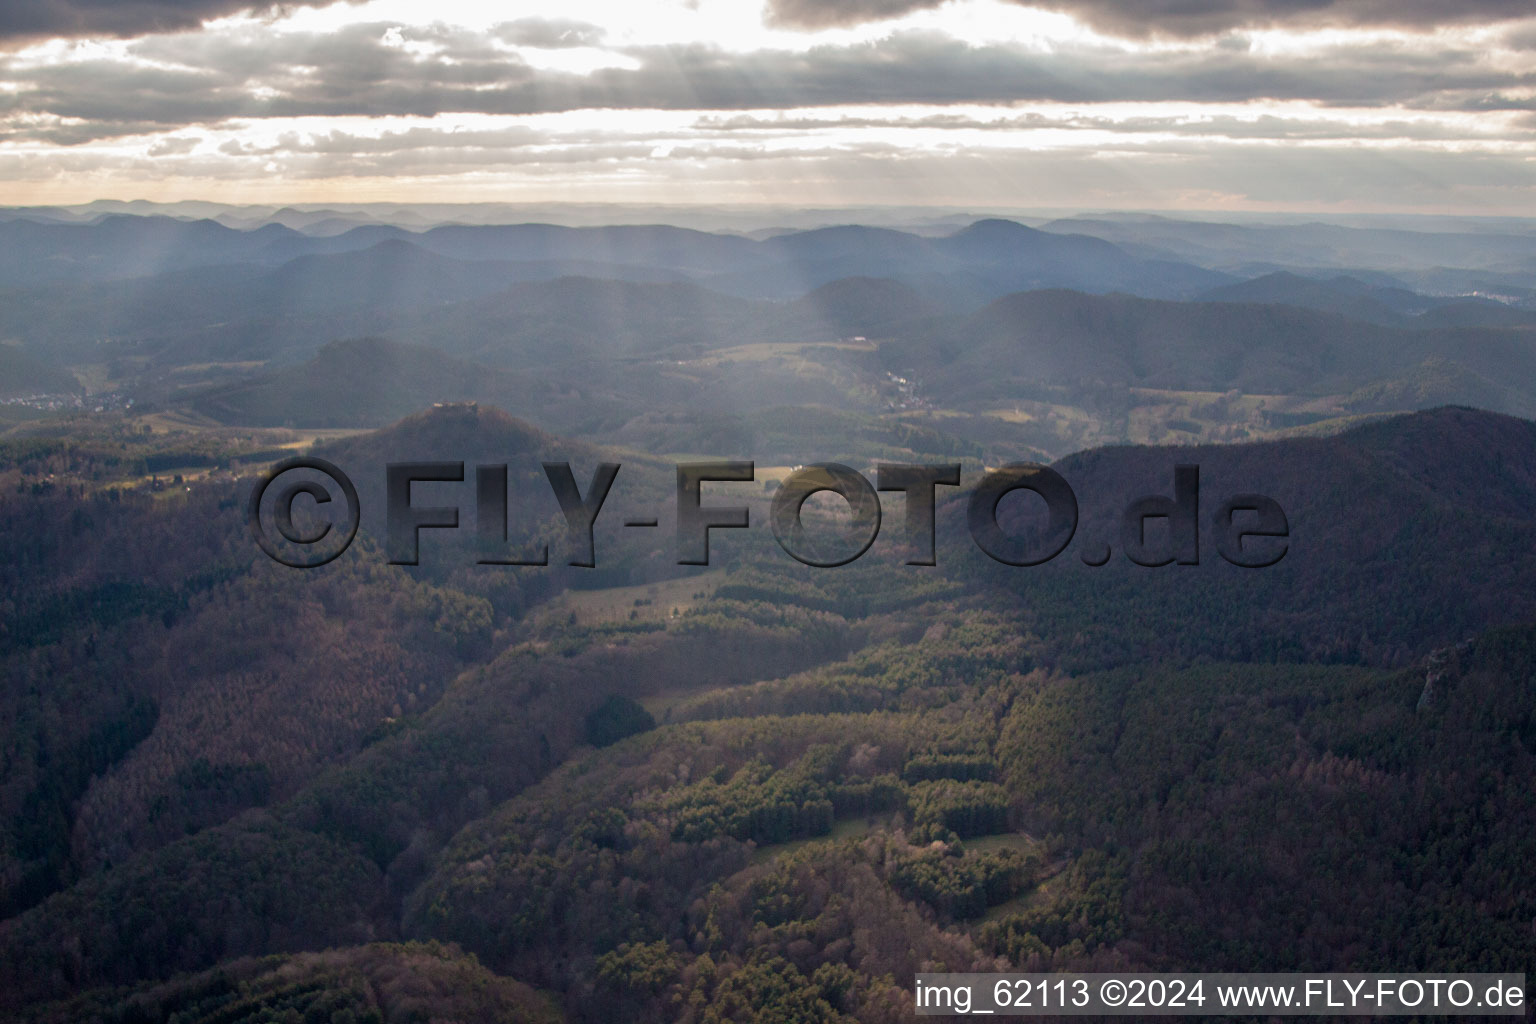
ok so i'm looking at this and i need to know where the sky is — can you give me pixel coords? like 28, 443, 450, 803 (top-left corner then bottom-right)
0, 0, 1533, 212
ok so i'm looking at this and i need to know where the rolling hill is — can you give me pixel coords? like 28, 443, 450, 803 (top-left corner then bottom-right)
407, 276, 776, 366
1200, 270, 1536, 329
188, 336, 543, 428
955, 405, 1536, 669
1198, 271, 1417, 324
885, 289, 1536, 412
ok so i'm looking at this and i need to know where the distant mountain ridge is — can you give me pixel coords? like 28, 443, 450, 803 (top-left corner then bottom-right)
0, 213, 1225, 301
1199, 271, 1536, 328
164, 272, 1536, 434
1038, 213, 1536, 300
3, 211, 1533, 457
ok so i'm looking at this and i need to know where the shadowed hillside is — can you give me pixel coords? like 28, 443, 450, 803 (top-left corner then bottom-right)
952, 406, 1536, 669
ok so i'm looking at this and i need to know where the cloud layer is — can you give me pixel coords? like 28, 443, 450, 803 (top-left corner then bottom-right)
9, 0, 1531, 44
0, 0, 1532, 211
767, 0, 1536, 37
4, 21, 1533, 136
0, 0, 341, 44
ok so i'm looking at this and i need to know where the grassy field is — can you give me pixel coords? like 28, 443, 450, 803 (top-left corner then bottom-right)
962, 831, 1040, 855
535, 570, 727, 631
749, 816, 882, 865
967, 833, 1070, 925
129, 412, 369, 448
680, 340, 877, 370
978, 387, 1369, 453
273, 427, 373, 449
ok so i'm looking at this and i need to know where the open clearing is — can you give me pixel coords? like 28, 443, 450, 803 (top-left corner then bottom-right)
749, 816, 882, 865
537, 570, 727, 630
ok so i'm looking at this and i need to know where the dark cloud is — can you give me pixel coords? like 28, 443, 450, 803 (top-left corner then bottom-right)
695, 110, 1517, 143
1505, 23, 1536, 49
1, 18, 1532, 157
6, 27, 1529, 128
494, 18, 606, 49
764, 0, 939, 30
0, 0, 348, 45
0, 118, 172, 145
145, 133, 198, 154
765, 0, 1536, 37
0, 2, 1527, 211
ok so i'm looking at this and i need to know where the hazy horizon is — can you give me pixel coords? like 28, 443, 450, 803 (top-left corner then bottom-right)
8, 199, 1536, 238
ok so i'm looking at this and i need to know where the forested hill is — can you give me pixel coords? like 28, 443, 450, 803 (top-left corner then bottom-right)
0, 404, 1533, 1021
951, 405, 1536, 670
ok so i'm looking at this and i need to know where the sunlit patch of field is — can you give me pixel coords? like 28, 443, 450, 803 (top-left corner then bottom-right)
71, 364, 114, 394
682, 340, 877, 369
667, 341, 876, 402
112, 467, 222, 495
273, 428, 371, 449
983, 401, 1092, 427
903, 408, 969, 420
1127, 387, 1344, 418
975, 388, 1372, 451
141, 426, 364, 466
1270, 411, 1399, 439
169, 360, 266, 375
638, 687, 695, 722
749, 816, 882, 865
1129, 387, 1253, 405
133, 410, 223, 433
1120, 389, 1354, 445
962, 831, 1040, 855
756, 464, 803, 484
537, 570, 726, 630
127, 413, 368, 449
747, 822, 1038, 869
977, 842, 1071, 924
